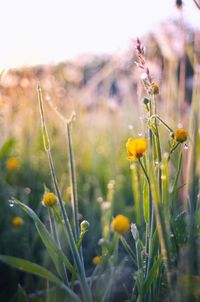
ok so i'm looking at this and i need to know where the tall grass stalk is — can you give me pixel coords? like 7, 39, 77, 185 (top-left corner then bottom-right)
37, 84, 92, 302
66, 121, 79, 242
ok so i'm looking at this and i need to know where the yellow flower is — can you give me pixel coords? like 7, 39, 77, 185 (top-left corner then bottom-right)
126, 138, 147, 160
111, 214, 130, 235
151, 82, 159, 95
42, 192, 58, 207
92, 255, 102, 265
12, 216, 24, 227
6, 158, 20, 171
175, 129, 187, 143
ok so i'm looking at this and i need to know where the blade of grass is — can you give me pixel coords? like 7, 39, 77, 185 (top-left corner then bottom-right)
37, 84, 92, 302
12, 198, 73, 274
0, 255, 81, 302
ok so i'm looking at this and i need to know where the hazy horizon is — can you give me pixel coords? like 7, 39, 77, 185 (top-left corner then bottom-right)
1, 0, 199, 70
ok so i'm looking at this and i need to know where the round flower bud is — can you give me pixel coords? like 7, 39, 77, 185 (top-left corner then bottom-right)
80, 220, 90, 233
176, 0, 183, 9
98, 238, 109, 247
175, 129, 187, 143
131, 223, 139, 241
111, 214, 130, 235
151, 83, 159, 95
6, 158, 20, 171
12, 216, 24, 227
42, 192, 58, 207
143, 98, 150, 105
92, 255, 102, 265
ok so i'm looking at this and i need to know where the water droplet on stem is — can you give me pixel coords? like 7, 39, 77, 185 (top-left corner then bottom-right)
8, 198, 15, 207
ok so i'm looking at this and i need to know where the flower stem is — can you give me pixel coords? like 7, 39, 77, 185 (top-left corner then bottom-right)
37, 84, 92, 302
66, 122, 79, 242
152, 95, 162, 200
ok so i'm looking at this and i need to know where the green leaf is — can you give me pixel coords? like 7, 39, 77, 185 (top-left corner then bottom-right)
0, 255, 63, 286
13, 199, 73, 275
0, 255, 81, 302
150, 229, 158, 257
143, 256, 162, 294
0, 138, 15, 160
120, 236, 137, 268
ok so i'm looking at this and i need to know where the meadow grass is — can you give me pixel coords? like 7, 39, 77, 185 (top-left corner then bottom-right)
0, 37, 199, 302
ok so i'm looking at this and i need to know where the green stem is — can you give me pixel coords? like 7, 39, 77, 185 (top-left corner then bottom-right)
138, 158, 150, 188
66, 123, 79, 242
138, 158, 153, 276
146, 195, 154, 277
49, 208, 69, 285
168, 142, 180, 161
171, 146, 183, 214
149, 115, 173, 133
37, 84, 92, 302
172, 146, 183, 194
48, 146, 92, 302
152, 95, 162, 200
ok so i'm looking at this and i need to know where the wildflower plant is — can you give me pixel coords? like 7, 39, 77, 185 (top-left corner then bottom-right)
0, 37, 199, 302
118, 38, 200, 302
0, 85, 93, 302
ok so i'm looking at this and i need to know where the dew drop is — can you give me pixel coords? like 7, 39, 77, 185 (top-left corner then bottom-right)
128, 124, 133, 130
177, 123, 183, 129
170, 233, 174, 238
138, 132, 143, 137
8, 199, 14, 207
140, 72, 148, 80
45, 95, 51, 102
184, 143, 188, 150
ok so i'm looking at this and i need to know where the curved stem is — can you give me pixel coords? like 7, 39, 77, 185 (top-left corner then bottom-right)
138, 158, 151, 187
149, 115, 173, 133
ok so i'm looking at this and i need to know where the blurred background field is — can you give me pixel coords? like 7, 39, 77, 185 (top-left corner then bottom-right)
0, 1, 200, 301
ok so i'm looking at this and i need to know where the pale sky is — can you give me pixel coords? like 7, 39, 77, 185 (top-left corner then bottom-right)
0, 0, 199, 69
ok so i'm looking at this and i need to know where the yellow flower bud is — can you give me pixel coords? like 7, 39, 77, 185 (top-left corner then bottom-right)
92, 255, 102, 265
151, 83, 159, 95
175, 129, 187, 143
42, 192, 58, 207
126, 138, 147, 160
111, 214, 130, 235
6, 158, 20, 171
12, 216, 24, 227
